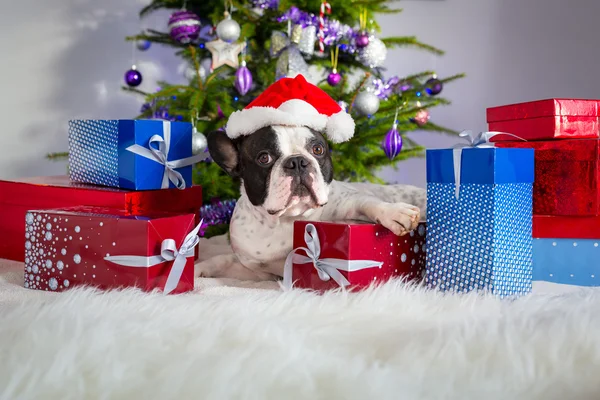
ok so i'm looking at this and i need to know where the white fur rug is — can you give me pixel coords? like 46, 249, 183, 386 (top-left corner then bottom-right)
2, 236, 600, 400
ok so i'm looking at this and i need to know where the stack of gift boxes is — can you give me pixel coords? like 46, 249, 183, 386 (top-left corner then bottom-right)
423, 98, 600, 296
489, 99, 600, 287
0, 119, 203, 294
283, 99, 600, 294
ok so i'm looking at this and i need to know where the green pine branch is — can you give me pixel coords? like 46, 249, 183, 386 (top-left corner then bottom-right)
114, 0, 466, 203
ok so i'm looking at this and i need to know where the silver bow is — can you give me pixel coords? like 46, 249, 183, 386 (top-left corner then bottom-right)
451, 130, 526, 199
104, 220, 203, 294
282, 223, 383, 290
271, 24, 315, 78
126, 120, 203, 190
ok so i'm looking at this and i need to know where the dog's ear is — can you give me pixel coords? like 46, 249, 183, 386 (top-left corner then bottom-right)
207, 131, 240, 177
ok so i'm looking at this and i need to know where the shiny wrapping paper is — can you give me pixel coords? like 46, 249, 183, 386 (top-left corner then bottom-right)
533, 215, 600, 239
23, 208, 196, 294
0, 176, 203, 261
486, 98, 600, 141
289, 220, 426, 291
495, 139, 600, 216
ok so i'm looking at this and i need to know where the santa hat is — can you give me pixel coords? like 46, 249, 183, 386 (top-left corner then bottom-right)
226, 74, 355, 143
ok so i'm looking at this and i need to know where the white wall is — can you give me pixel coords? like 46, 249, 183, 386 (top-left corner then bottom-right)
2, 0, 600, 188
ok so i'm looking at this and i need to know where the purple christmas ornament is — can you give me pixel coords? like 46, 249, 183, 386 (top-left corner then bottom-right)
356, 32, 370, 48
124, 67, 142, 87
425, 77, 443, 96
327, 71, 342, 86
382, 125, 402, 160
234, 61, 253, 96
168, 10, 201, 44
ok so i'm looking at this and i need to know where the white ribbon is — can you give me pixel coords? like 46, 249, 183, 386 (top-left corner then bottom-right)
125, 121, 203, 190
104, 220, 203, 294
282, 223, 383, 290
451, 130, 526, 199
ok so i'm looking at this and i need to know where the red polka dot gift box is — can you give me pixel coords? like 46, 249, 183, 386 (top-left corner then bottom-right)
284, 220, 426, 291
23, 207, 200, 295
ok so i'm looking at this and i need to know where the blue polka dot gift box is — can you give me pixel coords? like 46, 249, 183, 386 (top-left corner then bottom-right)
283, 220, 427, 292
68, 120, 203, 191
425, 134, 535, 297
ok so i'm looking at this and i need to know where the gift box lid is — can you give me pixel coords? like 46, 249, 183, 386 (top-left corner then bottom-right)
495, 138, 599, 161
426, 147, 534, 184
486, 99, 599, 122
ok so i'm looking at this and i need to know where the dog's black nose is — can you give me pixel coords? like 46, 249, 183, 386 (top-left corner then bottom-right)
283, 156, 309, 171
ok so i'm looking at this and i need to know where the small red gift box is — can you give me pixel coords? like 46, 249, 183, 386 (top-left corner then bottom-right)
284, 220, 426, 291
486, 99, 600, 141
0, 176, 203, 262
23, 207, 199, 294
495, 139, 600, 216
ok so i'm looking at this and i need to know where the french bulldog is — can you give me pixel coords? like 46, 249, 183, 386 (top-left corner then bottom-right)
195, 125, 427, 281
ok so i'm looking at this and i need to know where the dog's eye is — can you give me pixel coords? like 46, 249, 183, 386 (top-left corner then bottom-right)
257, 152, 273, 165
312, 144, 325, 156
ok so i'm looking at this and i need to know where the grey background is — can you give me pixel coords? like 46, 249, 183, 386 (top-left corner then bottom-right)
1, 0, 599, 188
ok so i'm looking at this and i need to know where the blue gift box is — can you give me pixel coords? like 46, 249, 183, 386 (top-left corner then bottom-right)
533, 238, 600, 286
425, 147, 535, 297
68, 120, 200, 191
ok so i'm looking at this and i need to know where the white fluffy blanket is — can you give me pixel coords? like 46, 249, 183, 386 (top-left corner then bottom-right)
1, 236, 600, 400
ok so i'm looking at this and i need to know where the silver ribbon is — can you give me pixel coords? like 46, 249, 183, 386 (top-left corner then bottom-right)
104, 220, 203, 294
282, 223, 383, 290
126, 121, 203, 190
451, 130, 526, 199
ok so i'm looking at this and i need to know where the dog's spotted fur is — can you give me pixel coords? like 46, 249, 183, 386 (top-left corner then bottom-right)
199, 125, 427, 280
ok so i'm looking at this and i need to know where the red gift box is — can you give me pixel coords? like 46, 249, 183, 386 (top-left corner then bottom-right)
486, 99, 600, 141
285, 220, 426, 291
0, 176, 203, 262
495, 139, 600, 216
533, 215, 600, 239
23, 207, 198, 294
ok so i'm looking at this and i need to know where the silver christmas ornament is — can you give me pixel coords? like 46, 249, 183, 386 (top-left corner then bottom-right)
216, 12, 241, 43
271, 25, 313, 78
358, 37, 387, 68
354, 91, 380, 116
192, 129, 208, 155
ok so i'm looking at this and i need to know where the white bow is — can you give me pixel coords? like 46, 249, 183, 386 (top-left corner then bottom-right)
451, 130, 525, 199
282, 223, 383, 290
126, 121, 203, 190
104, 220, 203, 294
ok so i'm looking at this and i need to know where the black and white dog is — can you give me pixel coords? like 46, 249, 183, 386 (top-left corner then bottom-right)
195, 75, 427, 281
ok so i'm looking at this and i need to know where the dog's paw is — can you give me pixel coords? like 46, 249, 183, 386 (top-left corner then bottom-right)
370, 202, 420, 236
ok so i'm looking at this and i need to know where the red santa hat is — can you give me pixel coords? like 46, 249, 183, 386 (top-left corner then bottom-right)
225, 74, 355, 144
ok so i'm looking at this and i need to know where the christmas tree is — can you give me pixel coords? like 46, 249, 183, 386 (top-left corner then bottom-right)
123, 0, 463, 232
